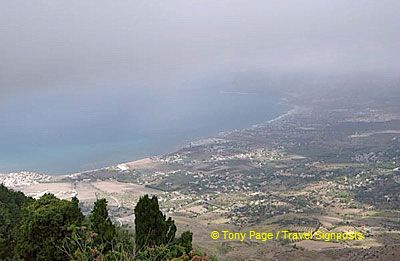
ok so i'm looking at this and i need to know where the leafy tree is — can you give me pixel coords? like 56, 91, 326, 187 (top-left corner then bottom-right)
0, 189, 199, 260
134, 194, 194, 259
62, 225, 100, 260
166, 217, 177, 243
0, 203, 14, 257
89, 198, 116, 250
15, 194, 83, 261
134, 195, 177, 252
71, 196, 83, 218
177, 231, 193, 254
0, 184, 32, 258
62, 222, 134, 260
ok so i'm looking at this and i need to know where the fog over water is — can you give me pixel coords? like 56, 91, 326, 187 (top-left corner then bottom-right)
0, 1, 399, 173
0, 79, 285, 174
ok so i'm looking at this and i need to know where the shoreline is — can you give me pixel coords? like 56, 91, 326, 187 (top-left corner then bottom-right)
1, 103, 299, 178
122, 103, 299, 169
267, 105, 300, 124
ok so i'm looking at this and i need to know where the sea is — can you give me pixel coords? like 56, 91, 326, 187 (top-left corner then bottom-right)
0, 85, 285, 175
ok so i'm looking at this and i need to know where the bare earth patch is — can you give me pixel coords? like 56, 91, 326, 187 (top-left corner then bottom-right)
19, 180, 160, 203
21, 182, 74, 199
92, 180, 159, 195
295, 240, 346, 251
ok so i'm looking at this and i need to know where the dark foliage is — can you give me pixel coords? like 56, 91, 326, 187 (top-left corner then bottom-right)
0, 184, 33, 258
0, 187, 197, 260
15, 194, 84, 261
134, 195, 177, 251
90, 198, 116, 250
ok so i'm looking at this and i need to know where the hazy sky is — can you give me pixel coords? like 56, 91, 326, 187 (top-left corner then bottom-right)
1, 0, 399, 97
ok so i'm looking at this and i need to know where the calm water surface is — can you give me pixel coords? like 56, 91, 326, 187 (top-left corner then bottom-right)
0, 85, 284, 174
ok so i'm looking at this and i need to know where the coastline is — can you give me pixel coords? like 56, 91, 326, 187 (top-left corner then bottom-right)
267, 105, 300, 124
122, 103, 299, 167
1, 102, 299, 178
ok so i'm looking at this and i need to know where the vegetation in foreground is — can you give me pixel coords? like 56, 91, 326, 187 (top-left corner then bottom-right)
0, 184, 212, 260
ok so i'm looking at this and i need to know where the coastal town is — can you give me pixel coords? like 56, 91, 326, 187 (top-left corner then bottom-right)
1, 94, 399, 260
